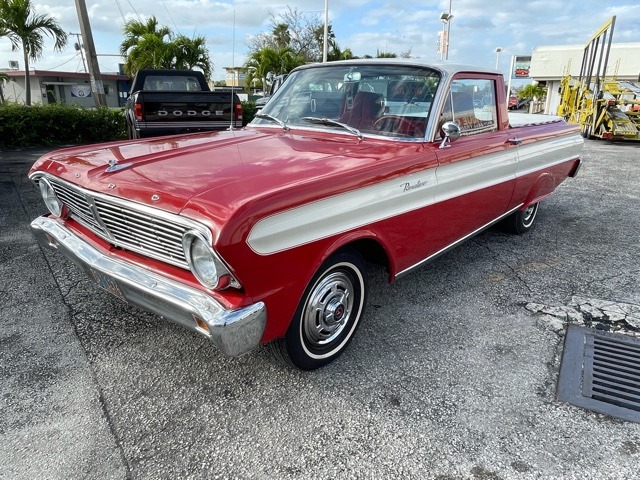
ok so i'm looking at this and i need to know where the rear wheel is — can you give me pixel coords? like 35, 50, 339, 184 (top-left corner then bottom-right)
501, 202, 539, 235
270, 248, 367, 370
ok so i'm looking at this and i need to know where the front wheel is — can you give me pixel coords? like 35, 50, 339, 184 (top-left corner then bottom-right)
501, 202, 539, 235
270, 248, 367, 370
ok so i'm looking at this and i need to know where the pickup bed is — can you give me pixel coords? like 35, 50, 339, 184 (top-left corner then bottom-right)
125, 69, 242, 138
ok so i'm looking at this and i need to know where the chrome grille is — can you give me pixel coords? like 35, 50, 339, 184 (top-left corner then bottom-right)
41, 176, 205, 269
93, 198, 188, 265
50, 178, 105, 234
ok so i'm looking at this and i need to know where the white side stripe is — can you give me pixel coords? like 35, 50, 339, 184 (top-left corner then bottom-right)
246, 133, 582, 255
247, 169, 438, 255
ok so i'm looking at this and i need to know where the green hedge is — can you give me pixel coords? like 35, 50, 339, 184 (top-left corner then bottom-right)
241, 100, 257, 125
0, 103, 126, 149
0, 101, 259, 149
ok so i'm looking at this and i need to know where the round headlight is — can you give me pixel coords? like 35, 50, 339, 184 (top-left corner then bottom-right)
39, 178, 63, 217
183, 231, 219, 288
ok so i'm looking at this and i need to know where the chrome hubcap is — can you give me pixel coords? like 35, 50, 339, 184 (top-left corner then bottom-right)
522, 204, 538, 227
302, 271, 354, 347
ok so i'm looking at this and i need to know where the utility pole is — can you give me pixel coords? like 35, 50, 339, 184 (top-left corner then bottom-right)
74, 0, 107, 107
446, 0, 452, 60
69, 32, 87, 73
323, 0, 329, 62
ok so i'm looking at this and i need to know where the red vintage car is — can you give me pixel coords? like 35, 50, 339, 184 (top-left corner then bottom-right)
29, 60, 583, 369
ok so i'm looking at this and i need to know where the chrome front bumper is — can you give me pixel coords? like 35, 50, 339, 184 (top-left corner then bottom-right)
31, 216, 266, 357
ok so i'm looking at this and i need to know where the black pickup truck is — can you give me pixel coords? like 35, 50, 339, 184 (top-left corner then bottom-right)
125, 69, 242, 139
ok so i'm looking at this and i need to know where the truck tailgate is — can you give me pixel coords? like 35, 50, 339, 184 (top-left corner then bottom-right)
138, 91, 242, 133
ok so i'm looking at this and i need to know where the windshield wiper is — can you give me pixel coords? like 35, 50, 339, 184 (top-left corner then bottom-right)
301, 117, 363, 140
255, 112, 289, 131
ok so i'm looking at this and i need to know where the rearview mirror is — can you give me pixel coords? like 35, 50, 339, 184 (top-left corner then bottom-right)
344, 71, 361, 82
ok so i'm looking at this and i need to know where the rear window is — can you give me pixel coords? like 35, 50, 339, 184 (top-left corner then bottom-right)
142, 75, 203, 91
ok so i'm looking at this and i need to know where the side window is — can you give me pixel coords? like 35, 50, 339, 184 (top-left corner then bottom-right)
439, 78, 498, 137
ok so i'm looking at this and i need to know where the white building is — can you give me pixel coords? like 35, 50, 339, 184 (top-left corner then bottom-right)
1, 69, 129, 107
529, 43, 640, 115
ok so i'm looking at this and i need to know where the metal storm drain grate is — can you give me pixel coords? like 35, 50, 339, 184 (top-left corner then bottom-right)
557, 325, 640, 423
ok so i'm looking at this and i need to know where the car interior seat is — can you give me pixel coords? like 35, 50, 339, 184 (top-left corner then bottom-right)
338, 91, 385, 130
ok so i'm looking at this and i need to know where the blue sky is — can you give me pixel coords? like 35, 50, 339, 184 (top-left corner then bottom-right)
1, 1, 639, 82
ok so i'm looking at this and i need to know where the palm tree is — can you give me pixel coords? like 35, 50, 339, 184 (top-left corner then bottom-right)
245, 46, 304, 91
245, 47, 281, 93
122, 33, 175, 75
120, 16, 173, 76
0, 0, 67, 105
520, 83, 546, 100
173, 35, 212, 80
272, 23, 291, 50
120, 17, 213, 80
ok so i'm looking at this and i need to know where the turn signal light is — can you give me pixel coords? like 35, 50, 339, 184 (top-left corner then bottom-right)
193, 315, 210, 336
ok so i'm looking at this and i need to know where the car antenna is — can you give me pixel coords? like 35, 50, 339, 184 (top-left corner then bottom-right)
229, 10, 236, 131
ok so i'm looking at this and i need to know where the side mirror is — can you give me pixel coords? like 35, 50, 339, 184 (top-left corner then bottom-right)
439, 121, 461, 148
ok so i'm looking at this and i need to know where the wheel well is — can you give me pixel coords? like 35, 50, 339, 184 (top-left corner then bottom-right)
345, 238, 389, 271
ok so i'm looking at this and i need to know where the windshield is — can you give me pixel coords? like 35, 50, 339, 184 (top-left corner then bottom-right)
253, 64, 441, 139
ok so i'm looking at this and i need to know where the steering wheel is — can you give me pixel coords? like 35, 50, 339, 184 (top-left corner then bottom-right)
372, 115, 423, 137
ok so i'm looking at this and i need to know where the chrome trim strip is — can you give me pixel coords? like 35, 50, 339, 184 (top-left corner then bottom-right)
245, 124, 426, 143
139, 122, 240, 128
31, 216, 265, 357
395, 204, 523, 278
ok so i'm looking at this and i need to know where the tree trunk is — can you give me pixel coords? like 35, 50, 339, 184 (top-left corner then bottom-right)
23, 49, 31, 106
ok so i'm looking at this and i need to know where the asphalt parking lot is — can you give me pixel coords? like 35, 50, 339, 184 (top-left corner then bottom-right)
1, 139, 639, 479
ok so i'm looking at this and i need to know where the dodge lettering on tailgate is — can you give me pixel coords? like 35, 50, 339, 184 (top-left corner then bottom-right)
29, 60, 583, 370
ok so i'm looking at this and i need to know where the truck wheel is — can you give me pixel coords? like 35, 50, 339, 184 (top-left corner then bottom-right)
270, 248, 367, 370
501, 202, 539, 235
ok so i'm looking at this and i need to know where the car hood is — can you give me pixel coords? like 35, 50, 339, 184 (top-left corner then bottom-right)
30, 128, 376, 218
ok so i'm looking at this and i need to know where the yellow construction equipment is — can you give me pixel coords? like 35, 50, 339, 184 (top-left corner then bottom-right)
557, 16, 640, 141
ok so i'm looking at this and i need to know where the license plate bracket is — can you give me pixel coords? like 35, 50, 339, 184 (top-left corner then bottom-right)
85, 267, 126, 302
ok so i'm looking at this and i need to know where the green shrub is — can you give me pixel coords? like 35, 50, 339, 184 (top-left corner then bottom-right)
0, 103, 126, 149
242, 100, 257, 126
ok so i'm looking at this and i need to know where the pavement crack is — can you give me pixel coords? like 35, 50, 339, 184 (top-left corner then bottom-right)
60, 279, 83, 298
526, 295, 640, 336
503, 261, 534, 294
585, 269, 640, 288
36, 250, 133, 479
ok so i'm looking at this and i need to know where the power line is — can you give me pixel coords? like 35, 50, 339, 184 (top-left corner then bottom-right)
114, 0, 126, 23
48, 53, 81, 70
161, 0, 181, 35
125, 0, 142, 21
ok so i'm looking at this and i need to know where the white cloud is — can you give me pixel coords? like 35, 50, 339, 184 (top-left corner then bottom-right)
1, 0, 639, 77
